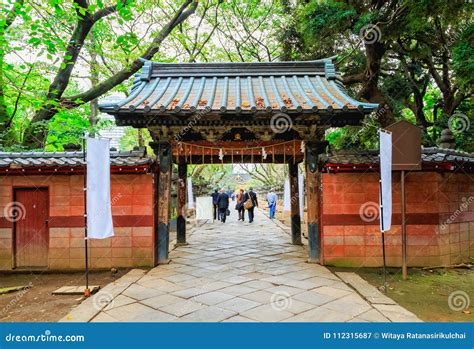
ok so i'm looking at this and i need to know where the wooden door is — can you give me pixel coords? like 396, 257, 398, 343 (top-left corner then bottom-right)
14, 188, 49, 268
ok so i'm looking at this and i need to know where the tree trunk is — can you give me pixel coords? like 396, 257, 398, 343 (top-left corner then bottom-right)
23, 16, 94, 147
138, 129, 144, 148
89, 34, 99, 129
359, 42, 395, 127
0, 53, 8, 130
22, 1, 197, 149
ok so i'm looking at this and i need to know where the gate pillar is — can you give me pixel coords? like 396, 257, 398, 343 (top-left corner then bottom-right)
305, 139, 328, 263
176, 157, 187, 245
151, 141, 172, 264
288, 162, 302, 245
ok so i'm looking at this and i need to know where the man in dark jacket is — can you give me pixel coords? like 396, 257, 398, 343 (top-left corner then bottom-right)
243, 187, 258, 223
217, 189, 230, 223
211, 189, 219, 220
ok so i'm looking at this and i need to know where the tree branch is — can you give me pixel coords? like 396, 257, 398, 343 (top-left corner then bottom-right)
5, 64, 33, 128
65, 1, 198, 104
5, 0, 25, 29
342, 72, 365, 85
424, 53, 448, 94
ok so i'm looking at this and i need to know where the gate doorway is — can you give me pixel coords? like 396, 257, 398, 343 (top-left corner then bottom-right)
14, 188, 49, 268
173, 140, 305, 248
98, 59, 378, 266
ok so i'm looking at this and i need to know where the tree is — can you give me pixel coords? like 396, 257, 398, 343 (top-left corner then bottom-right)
1, 0, 198, 148
162, 0, 286, 63
187, 164, 233, 196
0, 0, 27, 135
238, 164, 287, 192
282, 0, 473, 151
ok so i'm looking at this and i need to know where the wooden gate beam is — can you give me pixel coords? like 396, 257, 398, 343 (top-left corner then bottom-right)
305, 139, 328, 263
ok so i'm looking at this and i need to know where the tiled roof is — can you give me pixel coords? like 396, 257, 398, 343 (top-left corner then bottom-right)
321, 147, 474, 166
99, 59, 379, 115
0, 149, 153, 168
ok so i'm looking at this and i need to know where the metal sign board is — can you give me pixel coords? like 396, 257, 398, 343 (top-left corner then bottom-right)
385, 120, 422, 171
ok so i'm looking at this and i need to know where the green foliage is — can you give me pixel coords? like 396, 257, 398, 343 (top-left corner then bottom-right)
293, 1, 355, 59
45, 105, 115, 151
326, 122, 378, 151
119, 127, 153, 153
188, 164, 234, 196
451, 101, 474, 153
284, 0, 473, 152
44, 107, 90, 151
452, 22, 474, 92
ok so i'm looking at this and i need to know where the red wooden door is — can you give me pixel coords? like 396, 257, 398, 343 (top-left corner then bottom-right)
14, 188, 49, 268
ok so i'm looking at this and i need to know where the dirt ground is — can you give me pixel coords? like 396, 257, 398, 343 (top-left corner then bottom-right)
329, 266, 474, 322
0, 269, 133, 322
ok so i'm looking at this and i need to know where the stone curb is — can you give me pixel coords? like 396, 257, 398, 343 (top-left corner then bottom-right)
59, 269, 147, 322
336, 272, 422, 322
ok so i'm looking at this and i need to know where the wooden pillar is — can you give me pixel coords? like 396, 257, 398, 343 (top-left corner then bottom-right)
151, 141, 172, 264
288, 161, 302, 245
401, 170, 407, 279
177, 158, 187, 245
152, 170, 159, 266
305, 140, 328, 263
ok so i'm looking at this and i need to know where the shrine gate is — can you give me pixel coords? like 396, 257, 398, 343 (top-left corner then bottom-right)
99, 59, 379, 265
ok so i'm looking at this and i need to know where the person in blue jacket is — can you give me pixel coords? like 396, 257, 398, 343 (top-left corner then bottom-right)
267, 188, 277, 219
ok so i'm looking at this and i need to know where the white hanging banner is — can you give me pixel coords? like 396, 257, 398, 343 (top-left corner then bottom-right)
196, 196, 213, 221
187, 177, 194, 209
283, 179, 291, 212
87, 137, 114, 239
379, 129, 392, 232
298, 172, 304, 219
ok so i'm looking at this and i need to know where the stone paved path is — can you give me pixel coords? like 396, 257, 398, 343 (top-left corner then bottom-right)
68, 206, 420, 322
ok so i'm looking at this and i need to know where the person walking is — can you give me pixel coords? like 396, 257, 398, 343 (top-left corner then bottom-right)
217, 188, 230, 223
243, 187, 258, 223
267, 188, 277, 219
236, 188, 245, 221
211, 189, 219, 220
